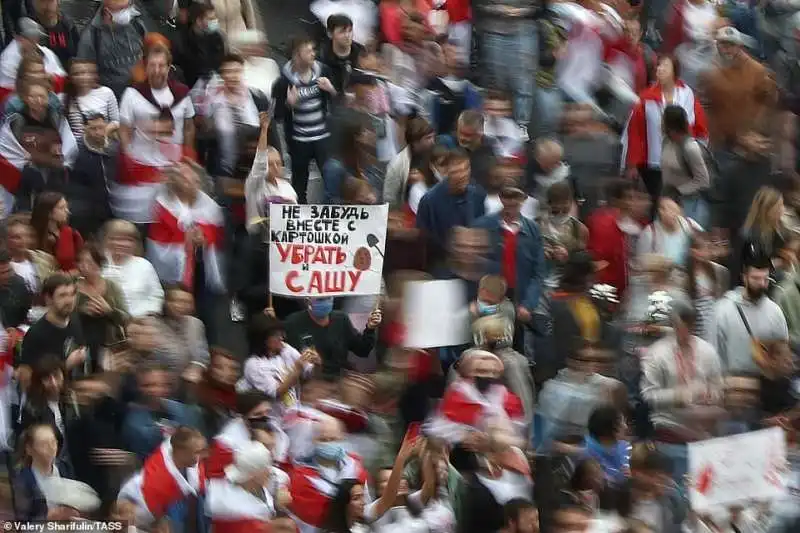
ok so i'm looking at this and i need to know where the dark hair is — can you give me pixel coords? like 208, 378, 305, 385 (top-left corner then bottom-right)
631, 448, 672, 474
82, 112, 106, 125
336, 114, 370, 171
606, 179, 635, 204
663, 105, 689, 135
170, 426, 202, 450
742, 247, 772, 271
656, 54, 681, 81
78, 241, 106, 268
290, 35, 314, 56
28, 354, 66, 406
324, 479, 362, 533
659, 185, 682, 205
503, 498, 536, 527
560, 250, 594, 292
587, 405, 622, 441
221, 53, 246, 67
405, 116, 433, 146
327, 13, 353, 33
249, 313, 286, 354
569, 458, 600, 491
41, 272, 75, 298
547, 181, 574, 205
236, 391, 270, 415
446, 147, 471, 166
687, 233, 717, 302
189, 2, 214, 26
670, 298, 697, 328
0, 249, 10, 264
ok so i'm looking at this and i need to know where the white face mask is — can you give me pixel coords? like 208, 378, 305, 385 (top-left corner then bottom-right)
206, 19, 220, 33
111, 7, 133, 25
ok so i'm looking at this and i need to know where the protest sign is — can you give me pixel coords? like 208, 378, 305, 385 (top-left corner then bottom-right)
688, 427, 787, 510
402, 279, 471, 349
269, 204, 389, 297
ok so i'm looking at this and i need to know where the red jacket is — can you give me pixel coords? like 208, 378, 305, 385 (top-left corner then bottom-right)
625, 82, 709, 169
586, 208, 635, 297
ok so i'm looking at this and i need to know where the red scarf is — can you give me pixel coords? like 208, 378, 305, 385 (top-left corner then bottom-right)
54, 225, 83, 271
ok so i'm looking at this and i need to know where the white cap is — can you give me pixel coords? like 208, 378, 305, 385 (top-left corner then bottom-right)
715, 26, 754, 48
224, 441, 272, 483
41, 478, 101, 513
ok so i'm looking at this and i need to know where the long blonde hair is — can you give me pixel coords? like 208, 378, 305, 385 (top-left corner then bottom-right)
743, 186, 783, 245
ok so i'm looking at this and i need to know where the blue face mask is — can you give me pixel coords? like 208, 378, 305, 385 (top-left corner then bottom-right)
310, 298, 334, 319
315, 441, 346, 463
477, 300, 498, 316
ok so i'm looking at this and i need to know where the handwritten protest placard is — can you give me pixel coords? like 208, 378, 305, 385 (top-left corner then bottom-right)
269, 204, 389, 297
688, 427, 787, 511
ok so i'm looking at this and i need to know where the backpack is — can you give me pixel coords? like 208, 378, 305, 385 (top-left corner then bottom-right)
677, 137, 720, 199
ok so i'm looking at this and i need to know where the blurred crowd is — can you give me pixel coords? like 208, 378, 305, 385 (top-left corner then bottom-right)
0, 0, 799, 532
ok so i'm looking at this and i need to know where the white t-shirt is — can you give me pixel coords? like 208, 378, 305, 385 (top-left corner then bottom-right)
119, 85, 196, 144
237, 344, 312, 412
11, 259, 38, 294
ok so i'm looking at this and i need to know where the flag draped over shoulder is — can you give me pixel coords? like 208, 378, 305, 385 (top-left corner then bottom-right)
146, 189, 225, 292
117, 439, 205, 526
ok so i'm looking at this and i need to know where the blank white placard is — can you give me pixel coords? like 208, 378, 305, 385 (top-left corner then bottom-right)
402, 279, 471, 349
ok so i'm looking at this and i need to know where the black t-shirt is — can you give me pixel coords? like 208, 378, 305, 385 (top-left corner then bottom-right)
20, 313, 86, 370
319, 40, 365, 94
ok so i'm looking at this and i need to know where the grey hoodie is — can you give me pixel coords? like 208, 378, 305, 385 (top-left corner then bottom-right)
710, 287, 789, 374
76, 7, 146, 98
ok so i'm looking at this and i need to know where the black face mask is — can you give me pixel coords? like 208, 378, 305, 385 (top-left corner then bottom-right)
247, 415, 271, 430
474, 376, 495, 393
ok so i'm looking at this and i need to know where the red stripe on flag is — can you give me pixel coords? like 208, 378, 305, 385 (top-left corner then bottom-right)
140, 448, 184, 518
51, 75, 66, 95
205, 440, 234, 480
0, 153, 22, 193
118, 153, 164, 185
439, 388, 483, 427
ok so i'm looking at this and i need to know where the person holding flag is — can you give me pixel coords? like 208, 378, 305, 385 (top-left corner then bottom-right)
115, 43, 195, 224
117, 426, 207, 528
424, 350, 526, 453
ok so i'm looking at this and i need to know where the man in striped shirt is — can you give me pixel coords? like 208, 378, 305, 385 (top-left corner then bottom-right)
272, 36, 336, 203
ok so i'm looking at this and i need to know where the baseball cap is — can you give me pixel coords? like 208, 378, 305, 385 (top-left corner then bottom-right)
715, 26, 752, 47
18, 17, 45, 41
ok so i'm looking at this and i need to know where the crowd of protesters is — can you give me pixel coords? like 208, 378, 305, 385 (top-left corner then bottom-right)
0, 0, 799, 532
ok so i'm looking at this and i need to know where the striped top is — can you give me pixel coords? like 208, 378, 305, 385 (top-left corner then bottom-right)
281, 61, 330, 143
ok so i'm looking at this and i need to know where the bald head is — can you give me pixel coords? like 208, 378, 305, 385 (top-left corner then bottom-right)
534, 138, 563, 170
314, 414, 345, 443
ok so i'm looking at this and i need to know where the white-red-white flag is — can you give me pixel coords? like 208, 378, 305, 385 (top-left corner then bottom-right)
146, 188, 225, 292
117, 439, 205, 526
